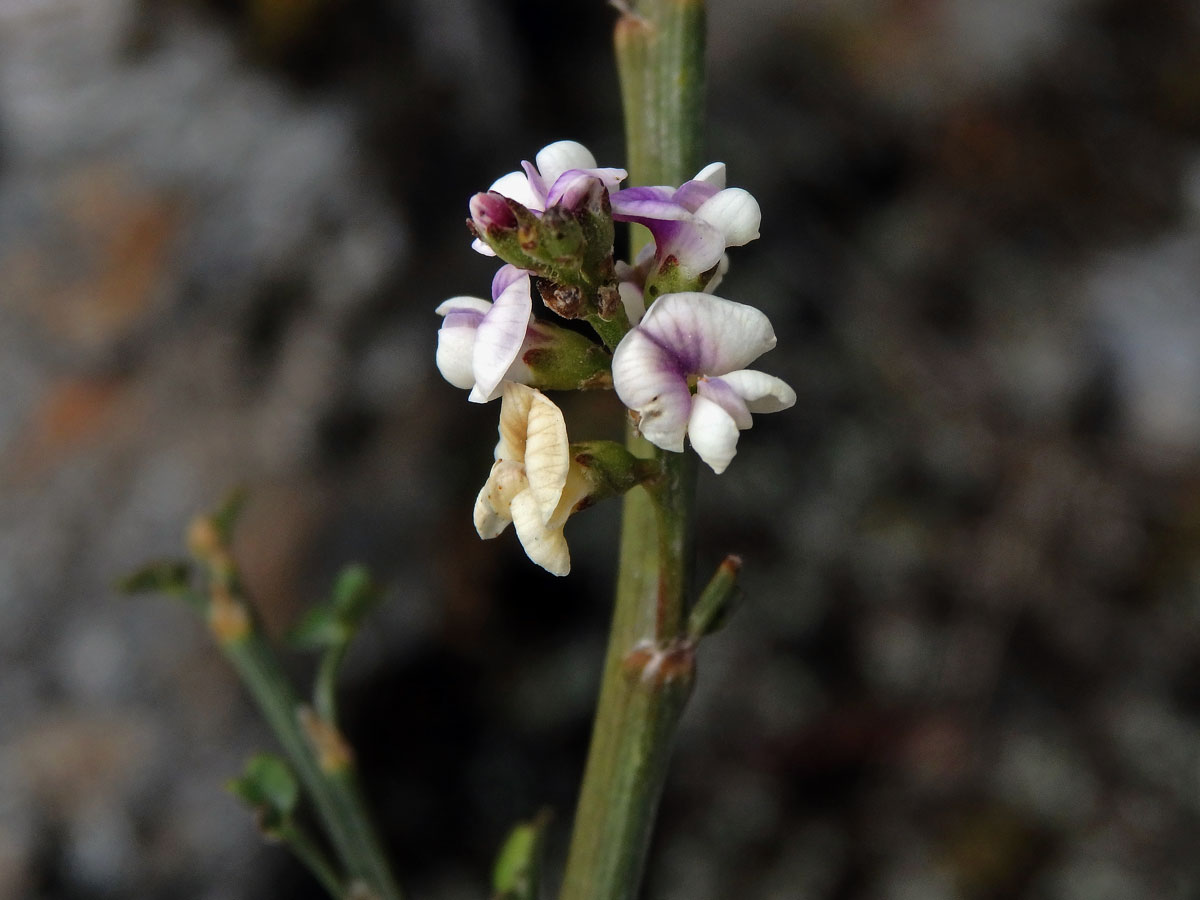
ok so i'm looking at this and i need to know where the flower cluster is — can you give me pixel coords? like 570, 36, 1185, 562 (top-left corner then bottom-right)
437, 141, 794, 574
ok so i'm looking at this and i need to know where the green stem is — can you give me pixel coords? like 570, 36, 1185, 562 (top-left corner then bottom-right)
559, 2, 706, 898
315, 642, 348, 725
221, 631, 403, 900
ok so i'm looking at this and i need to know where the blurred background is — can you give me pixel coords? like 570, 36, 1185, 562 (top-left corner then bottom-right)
2, 0, 1200, 897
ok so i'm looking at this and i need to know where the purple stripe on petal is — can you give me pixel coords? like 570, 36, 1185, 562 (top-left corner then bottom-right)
672, 178, 720, 212
696, 376, 753, 430
521, 160, 548, 208
547, 170, 600, 210
471, 275, 533, 402
637, 293, 777, 376
491, 264, 527, 300
611, 328, 693, 452
610, 186, 678, 213
658, 220, 726, 277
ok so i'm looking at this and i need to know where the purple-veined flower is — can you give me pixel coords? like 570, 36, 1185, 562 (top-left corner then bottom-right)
610, 163, 760, 286
474, 383, 590, 576
471, 140, 627, 256
611, 292, 795, 474
435, 265, 535, 403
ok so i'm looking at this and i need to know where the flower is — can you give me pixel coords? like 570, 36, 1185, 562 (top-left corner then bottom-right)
473, 384, 590, 576
436, 265, 535, 403
472, 140, 627, 256
610, 162, 760, 287
611, 292, 795, 474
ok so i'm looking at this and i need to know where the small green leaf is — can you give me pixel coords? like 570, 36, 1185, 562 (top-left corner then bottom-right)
227, 753, 299, 835
491, 811, 550, 900
288, 605, 348, 649
687, 554, 742, 639
330, 565, 380, 623
115, 560, 193, 596
289, 565, 381, 650
211, 487, 249, 544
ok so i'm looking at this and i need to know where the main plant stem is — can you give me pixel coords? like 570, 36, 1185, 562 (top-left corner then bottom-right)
559, 2, 706, 898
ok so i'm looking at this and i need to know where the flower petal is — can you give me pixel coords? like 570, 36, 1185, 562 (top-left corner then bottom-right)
637, 292, 777, 376
718, 369, 797, 413
695, 188, 761, 246
693, 162, 726, 188
435, 296, 492, 317
611, 327, 693, 452
470, 274, 533, 403
687, 393, 741, 474
695, 376, 753, 430
473, 459, 526, 538
546, 170, 600, 210
510, 489, 571, 576
535, 141, 598, 186
657, 219, 726, 276
523, 391, 570, 523
497, 383, 536, 460
435, 297, 489, 389
436, 321, 479, 389
491, 263, 526, 300
610, 187, 689, 224
488, 170, 540, 210
618, 280, 646, 325
672, 178, 720, 212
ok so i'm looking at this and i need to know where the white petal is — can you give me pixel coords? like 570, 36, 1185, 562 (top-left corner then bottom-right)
610, 191, 690, 223
470, 275, 532, 403
637, 293, 777, 376
658, 219, 726, 276
491, 264, 526, 299
695, 188, 761, 247
436, 319, 479, 389
672, 179, 720, 212
534, 141, 598, 186
718, 369, 797, 413
523, 391, 570, 523
695, 376, 753, 430
489, 170, 541, 210
618, 281, 646, 325
510, 489, 571, 576
546, 463, 591, 531
497, 383, 537, 460
703, 254, 730, 293
472, 237, 498, 256
473, 460, 526, 538
435, 296, 492, 317
687, 394, 741, 474
611, 328, 692, 452
693, 162, 726, 188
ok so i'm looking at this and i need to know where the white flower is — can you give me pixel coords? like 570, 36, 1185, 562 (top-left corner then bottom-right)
610, 163, 760, 282
473, 384, 589, 576
435, 265, 536, 403
472, 140, 627, 256
611, 293, 795, 474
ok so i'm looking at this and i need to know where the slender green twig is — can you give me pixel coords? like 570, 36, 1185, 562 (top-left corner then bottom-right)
219, 631, 402, 900
187, 515, 404, 900
559, 2, 706, 898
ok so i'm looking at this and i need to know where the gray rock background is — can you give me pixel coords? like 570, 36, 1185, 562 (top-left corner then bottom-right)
2, 0, 1200, 897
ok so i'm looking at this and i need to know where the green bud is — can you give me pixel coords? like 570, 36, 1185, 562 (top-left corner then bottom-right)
227, 754, 299, 838
571, 440, 662, 504
520, 321, 612, 391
